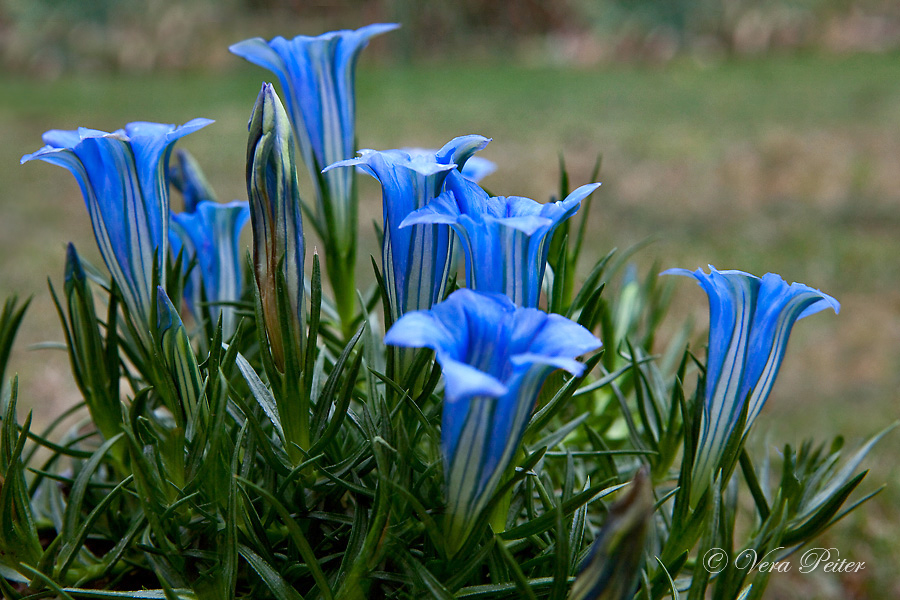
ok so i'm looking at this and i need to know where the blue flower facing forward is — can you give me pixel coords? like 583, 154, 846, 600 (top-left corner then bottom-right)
21, 119, 213, 342
663, 266, 840, 503
403, 170, 600, 307
169, 200, 251, 337
385, 289, 601, 552
326, 135, 490, 320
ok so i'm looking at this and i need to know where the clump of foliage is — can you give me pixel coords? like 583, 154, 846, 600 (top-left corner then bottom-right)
0, 22, 887, 600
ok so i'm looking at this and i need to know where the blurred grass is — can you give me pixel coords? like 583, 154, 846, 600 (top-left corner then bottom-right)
1, 51, 899, 598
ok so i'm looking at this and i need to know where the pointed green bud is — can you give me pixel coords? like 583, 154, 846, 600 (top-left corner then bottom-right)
570, 467, 654, 600
63, 243, 122, 441
247, 83, 305, 371
156, 286, 202, 433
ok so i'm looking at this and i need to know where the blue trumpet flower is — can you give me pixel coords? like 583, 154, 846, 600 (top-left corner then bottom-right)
385, 289, 601, 551
169, 200, 251, 337
663, 266, 840, 502
326, 135, 490, 320
21, 119, 213, 342
402, 170, 600, 308
231, 24, 398, 330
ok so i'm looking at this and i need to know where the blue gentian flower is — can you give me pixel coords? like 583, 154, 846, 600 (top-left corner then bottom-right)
21, 119, 213, 342
246, 83, 305, 370
402, 170, 600, 307
169, 200, 251, 337
663, 266, 840, 502
326, 135, 490, 320
385, 289, 601, 551
231, 24, 398, 328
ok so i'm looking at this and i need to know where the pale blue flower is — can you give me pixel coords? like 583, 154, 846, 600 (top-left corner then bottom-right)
327, 135, 490, 320
402, 170, 600, 307
169, 200, 250, 337
663, 266, 840, 502
385, 289, 601, 551
21, 119, 213, 341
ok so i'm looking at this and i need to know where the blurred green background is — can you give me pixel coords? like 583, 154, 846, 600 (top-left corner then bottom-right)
1, 1, 899, 598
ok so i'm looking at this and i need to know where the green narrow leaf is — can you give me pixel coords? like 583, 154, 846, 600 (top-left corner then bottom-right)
0, 382, 42, 566
654, 556, 679, 600
237, 479, 334, 600
311, 324, 364, 442
239, 545, 305, 600
55, 471, 132, 581
235, 352, 285, 444
740, 450, 770, 522
399, 551, 455, 600
16, 563, 76, 600
495, 538, 539, 600
549, 500, 569, 600
781, 470, 868, 546
0, 296, 30, 387
501, 481, 628, 541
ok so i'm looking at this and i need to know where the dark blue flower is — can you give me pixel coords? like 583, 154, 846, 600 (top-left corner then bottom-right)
22, 119, 213, 341
385, 289, 601, 551
326, 135, 490, 320
169, 200, 250, 337
402, 170, 600, 307
663, 266, 840, 502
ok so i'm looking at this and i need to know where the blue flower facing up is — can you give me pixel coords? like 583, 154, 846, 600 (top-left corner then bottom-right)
663, 266, 840, 503
21, 119, 213, 342
385, 289, 601, 552
169, 200, 251, 337
326, 135, 490, 320
402, 170, 600, 308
